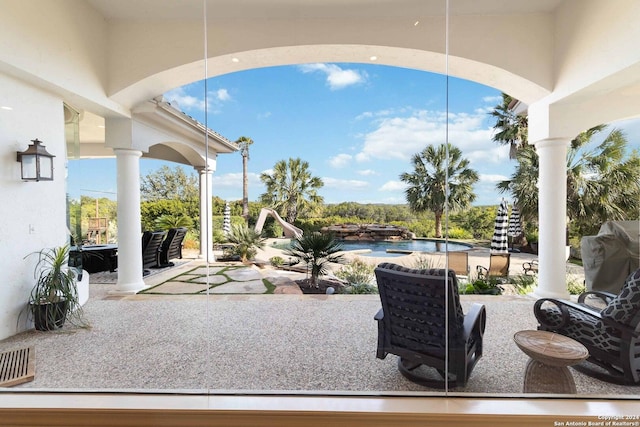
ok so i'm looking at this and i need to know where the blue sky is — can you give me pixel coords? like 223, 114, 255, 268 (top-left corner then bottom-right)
68, 63, 640, 206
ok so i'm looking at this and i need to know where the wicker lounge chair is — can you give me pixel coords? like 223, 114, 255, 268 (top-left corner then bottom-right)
141, 231, 166, 273
534, 268, 640, 384
158, 227, 187, 267
374, 263, 486, 388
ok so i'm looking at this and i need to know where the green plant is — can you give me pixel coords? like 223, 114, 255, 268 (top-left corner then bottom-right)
567, 275, 586, 295
285, 232, 346, 287
446, 227, 473, 240
461, 276, 502, 295
509, 274, 537, 295
413, 255, 441, 270
525, 230, 539, 243
27, 244, 86, 330
227, 224, 266, 262
343, 282, 379, 294
336, 258, 375, 286
269, 256, 285, 267
154, 213, 193, 231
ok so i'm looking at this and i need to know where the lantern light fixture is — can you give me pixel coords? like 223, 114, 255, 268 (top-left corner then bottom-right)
16, 138, 55, 181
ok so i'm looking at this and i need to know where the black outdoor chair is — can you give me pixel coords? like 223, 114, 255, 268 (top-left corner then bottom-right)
374, 263, 486, 388
158, 227, 187, 267
141, 230, 166, 274
534, 268, 640, 385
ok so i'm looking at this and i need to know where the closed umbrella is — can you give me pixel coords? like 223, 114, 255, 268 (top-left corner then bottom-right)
508, 204, 523, 250
508, 205, 523, 238
223, 202, 231, 235
490, 199, 509, 254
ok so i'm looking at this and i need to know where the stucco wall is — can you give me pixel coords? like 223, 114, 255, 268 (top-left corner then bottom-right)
0, 73, 68, 340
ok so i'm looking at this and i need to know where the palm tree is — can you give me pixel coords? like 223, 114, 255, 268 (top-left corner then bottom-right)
498, 126, 640, 236
259, 158, 324, 224
496, 144, 539, 224
400, 143, 479, 238
285, 232, 345, 288
236, 136, 254, 224
226, 224, 266, 262
490, 93, 528, 159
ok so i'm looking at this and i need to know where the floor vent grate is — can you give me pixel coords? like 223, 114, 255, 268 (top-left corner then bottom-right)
0, 346, 35, 387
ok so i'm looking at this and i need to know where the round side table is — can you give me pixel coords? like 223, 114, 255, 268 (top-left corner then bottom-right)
513, 330, 589, 394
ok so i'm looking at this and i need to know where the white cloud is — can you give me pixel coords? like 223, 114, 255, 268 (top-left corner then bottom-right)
322, 177, 369, 190
482, 95, 502, 104
357, 169, 377, 176
298, 63, 367, 90
216, 88, 231, 101
164, 87, 207, 111
212, 172, 261, 189
379, 180, 406, 192
328, 153, 353, 168
164, 85, 231, 114
479, 173, 509, 183
257, 111, 272, 120
356, 108, 501, 169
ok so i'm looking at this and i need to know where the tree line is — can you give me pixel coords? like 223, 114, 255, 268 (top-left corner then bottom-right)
70, 94, 639, 249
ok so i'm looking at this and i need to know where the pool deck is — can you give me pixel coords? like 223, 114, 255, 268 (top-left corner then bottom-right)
259, 238, 580, 281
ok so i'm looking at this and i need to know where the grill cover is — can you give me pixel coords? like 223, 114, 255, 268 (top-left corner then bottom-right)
581, 221, 640, 293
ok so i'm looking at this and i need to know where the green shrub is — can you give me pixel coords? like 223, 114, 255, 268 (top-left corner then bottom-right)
343, 283, 379, 294
212, 229, 226, 244
567, 275, 586, 295
183, 229, 200, 250
461, 277, 502, 295
269, 256, 284, 267
227, 224, 266, 262
446, 227, 473, 240
285, 232, 346, 287
526, 229, 539, 243
412, 255, 441, 270
510, 274, 537, 295
336, 258, 375, 285
154, 213, 193, 231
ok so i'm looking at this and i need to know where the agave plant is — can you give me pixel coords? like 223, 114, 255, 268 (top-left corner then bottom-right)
27, 244, 85, 330
227, 224, 266, 262
285, 232, 346, 287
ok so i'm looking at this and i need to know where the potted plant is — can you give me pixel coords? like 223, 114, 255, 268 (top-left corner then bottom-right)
27, 244, 84, 331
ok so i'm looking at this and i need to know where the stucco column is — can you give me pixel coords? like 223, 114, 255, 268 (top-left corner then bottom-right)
533, 138, 571, 299
113, 149, 146, 293
196, 166, 214, 262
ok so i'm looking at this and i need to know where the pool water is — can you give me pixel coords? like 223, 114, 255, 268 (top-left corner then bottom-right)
339, 240, 472, 257
272, 239, 471, 258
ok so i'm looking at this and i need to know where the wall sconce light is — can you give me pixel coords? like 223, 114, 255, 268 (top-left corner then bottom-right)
16, 138, 55, 181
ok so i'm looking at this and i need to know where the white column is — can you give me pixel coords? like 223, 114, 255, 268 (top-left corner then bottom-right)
113, 149, 146, 293
197, 166, 214, 262
534, 138, 571, 299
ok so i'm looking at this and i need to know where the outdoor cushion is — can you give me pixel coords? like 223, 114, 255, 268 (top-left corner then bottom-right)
600, 268, 640, 325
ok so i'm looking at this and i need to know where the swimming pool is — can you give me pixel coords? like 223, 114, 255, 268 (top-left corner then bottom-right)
272, 239, 472, 258
338, 239, 472, 257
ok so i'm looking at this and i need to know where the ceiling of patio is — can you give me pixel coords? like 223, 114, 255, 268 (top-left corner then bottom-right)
77, 0, 639, 150
84, 0, 564, 109
87, 0, 564, 20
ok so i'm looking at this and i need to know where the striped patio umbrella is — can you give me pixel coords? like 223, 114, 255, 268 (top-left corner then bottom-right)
508, 205, 523, 238
223, 202, 231, 235
490, 199, 509, 254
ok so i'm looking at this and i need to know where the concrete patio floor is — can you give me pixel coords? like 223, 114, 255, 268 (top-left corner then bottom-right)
1, 245, 637, 398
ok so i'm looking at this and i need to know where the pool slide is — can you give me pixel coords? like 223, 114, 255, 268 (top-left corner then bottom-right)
254, 208, 303, 238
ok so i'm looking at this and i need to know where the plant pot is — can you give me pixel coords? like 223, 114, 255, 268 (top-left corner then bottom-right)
31, 300, 69, 331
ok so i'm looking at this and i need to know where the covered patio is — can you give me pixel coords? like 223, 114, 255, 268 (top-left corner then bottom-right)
1, 0, 639, 424
1, 256, 636, 396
